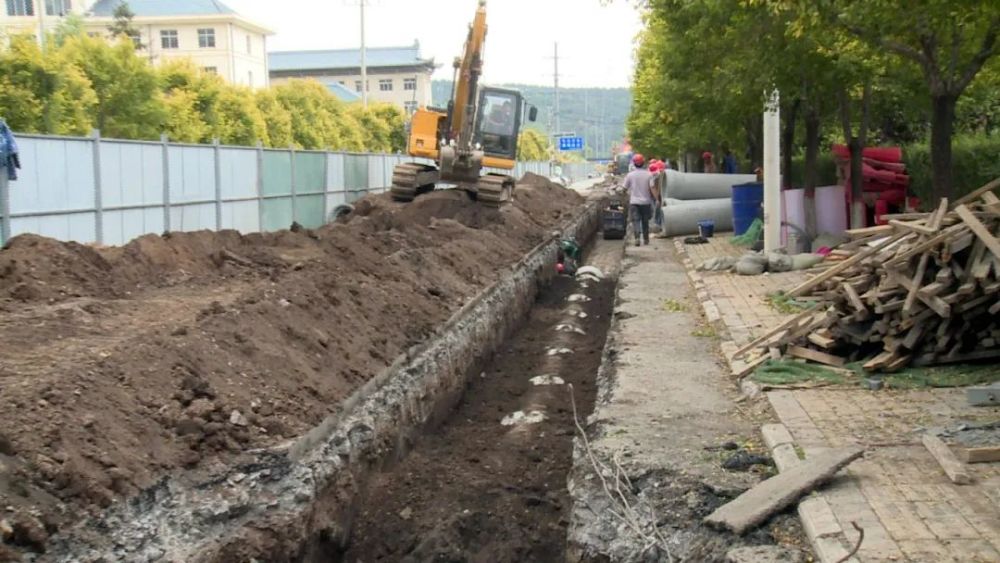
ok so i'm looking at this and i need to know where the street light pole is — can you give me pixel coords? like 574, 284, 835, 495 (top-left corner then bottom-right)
360, 0, 368, 108
36, 0, 46, 51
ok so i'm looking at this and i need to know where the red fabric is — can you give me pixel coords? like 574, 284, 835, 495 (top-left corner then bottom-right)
831, 144, 903, 163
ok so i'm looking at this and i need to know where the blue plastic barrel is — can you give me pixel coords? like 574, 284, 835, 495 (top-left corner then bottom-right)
731, 182, 764, 236
697, 220, 715, 238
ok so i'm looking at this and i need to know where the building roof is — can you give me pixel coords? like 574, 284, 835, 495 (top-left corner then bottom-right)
88, 0, 236, 17
323, 81, 361, 103
269, 43, 435, 73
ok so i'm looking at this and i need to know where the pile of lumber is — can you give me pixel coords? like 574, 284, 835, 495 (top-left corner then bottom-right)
736, 179, 1000, 373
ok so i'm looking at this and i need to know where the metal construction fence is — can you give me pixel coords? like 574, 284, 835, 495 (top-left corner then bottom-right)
0, 131, 599, 246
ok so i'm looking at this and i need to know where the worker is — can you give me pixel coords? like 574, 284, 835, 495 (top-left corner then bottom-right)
622, 153, 655, 246
648, 159, 665, 233
721, 143, 738, 174
702, 151, 716, 173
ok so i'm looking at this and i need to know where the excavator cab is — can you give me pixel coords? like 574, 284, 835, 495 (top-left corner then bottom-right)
474, 87, 529, 163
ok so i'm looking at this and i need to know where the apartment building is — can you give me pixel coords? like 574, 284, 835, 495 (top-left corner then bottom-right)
1, 0, 273, 88
269, 42, 437, 114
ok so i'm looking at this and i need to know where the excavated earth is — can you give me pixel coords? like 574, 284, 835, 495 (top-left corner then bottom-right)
0, 174, 585, 561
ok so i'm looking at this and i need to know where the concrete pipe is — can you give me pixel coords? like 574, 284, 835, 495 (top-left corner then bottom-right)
660, 197, 734, 237
663, 169, 757, 200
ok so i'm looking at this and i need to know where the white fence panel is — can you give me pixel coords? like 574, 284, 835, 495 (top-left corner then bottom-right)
169, 146, 215, 204
219, 148, 258, 200
12, 137, 94, 214
100, 141, 163, 209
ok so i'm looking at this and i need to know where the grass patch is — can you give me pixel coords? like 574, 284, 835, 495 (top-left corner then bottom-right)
752, 359, 848, 385
793, 445, 806, 460
845, 362, 1000, 389
756, 359, 997, 389
661, 298, 687, 312
691, 326, 717, 337
765, 291, 814, 315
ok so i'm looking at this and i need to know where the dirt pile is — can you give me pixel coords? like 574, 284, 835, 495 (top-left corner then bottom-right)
0, 175, 585, 559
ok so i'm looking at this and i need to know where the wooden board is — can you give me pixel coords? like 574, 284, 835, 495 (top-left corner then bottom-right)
787, 345, 846, 367
959, 446, 1000, 463
955, 204, 1000, 259
704, 448, 864, 535
952, 176, 1000, 208
921, 433, 971, 485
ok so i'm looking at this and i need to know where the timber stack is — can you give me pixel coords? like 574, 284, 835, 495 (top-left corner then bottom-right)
735, 178, 1000, 373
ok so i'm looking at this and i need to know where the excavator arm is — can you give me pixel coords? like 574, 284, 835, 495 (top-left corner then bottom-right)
448, 0, 488, 147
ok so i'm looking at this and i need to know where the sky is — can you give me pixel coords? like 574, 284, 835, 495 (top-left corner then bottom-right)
224, 0, 642, 88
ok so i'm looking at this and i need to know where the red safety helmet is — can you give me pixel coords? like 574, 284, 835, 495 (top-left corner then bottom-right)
632, 153, 645, 167
702, 151, 713, 160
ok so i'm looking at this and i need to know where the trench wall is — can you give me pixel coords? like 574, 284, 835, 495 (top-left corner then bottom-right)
48, 201, 600, 562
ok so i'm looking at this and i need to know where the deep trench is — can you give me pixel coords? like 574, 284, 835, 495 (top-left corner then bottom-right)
318, 249, 617, 562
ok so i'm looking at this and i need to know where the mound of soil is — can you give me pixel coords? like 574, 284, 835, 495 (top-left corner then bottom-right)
0, 175, 585, 558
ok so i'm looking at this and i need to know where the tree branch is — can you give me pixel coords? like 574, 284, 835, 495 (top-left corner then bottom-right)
957, 17, 1000, 92
843, 24, 925, 64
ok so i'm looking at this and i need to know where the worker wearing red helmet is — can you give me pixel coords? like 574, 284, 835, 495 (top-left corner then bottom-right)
621, 153, 656, 246
702, 151, 716, 173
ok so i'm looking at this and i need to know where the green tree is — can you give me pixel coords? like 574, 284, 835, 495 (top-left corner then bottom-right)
517, 128, 551, 160
273, 79, 364, 150
0, 35, 95, 135
254, 89, 293, 147
58, 34, 164, 139
52, 13, 85, 47
815, 0, 1000, 202
108, 1, 142, 49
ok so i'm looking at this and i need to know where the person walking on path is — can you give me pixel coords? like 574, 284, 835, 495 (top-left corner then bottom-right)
622, 153, 655, 246
721, 144, 738, 174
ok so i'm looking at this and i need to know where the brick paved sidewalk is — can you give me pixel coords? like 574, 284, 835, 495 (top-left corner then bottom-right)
676, 235, 1000, 563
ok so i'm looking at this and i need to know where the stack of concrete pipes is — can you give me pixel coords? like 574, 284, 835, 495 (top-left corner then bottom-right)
658, 170, 758, 237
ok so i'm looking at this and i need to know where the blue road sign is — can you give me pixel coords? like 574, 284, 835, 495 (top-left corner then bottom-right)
558, 136, 584, 151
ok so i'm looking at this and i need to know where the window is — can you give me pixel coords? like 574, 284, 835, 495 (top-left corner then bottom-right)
160, 29, 178, 49
378, 79, 393, 92
246, 35, 252, 54
355, 80, 369, 92
403, 78, 417, 91
5, 0, 33, 16
203, 66, 217, 74
44, 0, 70, 15
198, 28, 216, 48
404, 101, 418, 115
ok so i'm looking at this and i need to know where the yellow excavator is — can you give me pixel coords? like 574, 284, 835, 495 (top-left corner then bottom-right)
390, 0, 537, 208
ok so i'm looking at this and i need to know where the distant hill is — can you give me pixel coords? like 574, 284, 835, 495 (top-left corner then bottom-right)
432, 80, 631, 158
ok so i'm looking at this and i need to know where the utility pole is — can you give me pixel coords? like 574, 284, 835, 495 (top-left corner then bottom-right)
360, 0, 368, 108
36, 0, 45, 51
553, 42, 560, 136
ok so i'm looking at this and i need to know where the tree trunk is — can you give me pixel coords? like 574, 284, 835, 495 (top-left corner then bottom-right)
848, 135, 865, 228
782, 98, 800, 189
803, 109, 821, 238
744, 117, 763, 172
930, 93, 957, 204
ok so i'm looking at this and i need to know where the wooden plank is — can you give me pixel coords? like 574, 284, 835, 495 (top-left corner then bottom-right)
842, 282, 867, 312
807, 332, 836, 349
845, 224, 893, 239
732, 309, 815, 359
902, 323, 927, 350
921, 434, 971, 485
954, 204, 1000, 259
788, 232, 911, 298
912, 347, 1000, 366
959, 446, 1000, 463
884, 354, 912, 372
863, 350, 895, 370
890, 219, 938, 236
982, 191, 1000, 214
885, 224, 966, 269
787, 345, 846, 367
952, 176, 1000, 208
704, 448, 864, 535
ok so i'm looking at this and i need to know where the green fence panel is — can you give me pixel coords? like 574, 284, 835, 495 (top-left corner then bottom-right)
344, 154, 369, 203
296, 194, 326, 228
294, 152, 326, 194
262, 151, 292, 196
261, 197, 293, 231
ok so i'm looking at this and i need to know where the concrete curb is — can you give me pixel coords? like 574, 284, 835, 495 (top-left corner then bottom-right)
673, 238, 761, 398
759, 423, 858, 563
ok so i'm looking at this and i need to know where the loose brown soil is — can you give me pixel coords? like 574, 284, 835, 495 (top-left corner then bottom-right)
335, 273, 615, 562
0, 175, 585, 559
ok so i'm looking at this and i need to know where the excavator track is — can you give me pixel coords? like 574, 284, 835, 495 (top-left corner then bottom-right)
391, 163, 439, 202
474, 173, 515, 209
